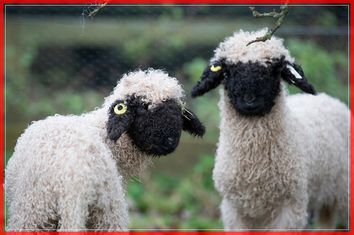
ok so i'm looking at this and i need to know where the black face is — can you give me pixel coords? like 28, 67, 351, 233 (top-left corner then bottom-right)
224, 62, 281, 116
191, 56, 316, 117
107, 95, 205, 156
128, 99, 183, 155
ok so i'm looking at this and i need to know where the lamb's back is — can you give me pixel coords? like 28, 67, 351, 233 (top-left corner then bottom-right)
9, 114, 103, 169
286, 93, 348, 139
286, 93, 349, 206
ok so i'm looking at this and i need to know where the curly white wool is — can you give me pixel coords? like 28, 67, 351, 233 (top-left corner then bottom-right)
104, 69, 184, 108
213, 28, 294, 65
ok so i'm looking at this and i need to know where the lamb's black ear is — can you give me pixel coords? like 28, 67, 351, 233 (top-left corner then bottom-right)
182, 108, 205, 137
107, 101, 134, 141
191, 60, 227, 97
281, 62, 317, 95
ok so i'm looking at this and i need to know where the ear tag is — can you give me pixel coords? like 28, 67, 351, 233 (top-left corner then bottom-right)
210, 65, 222, 72
286, 65, 302, 79
182, 113, 191, 121
181, 101, 194, 121
179, 101, 190, 120
183, 108, 194, 121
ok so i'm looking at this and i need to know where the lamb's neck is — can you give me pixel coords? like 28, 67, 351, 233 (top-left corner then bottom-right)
218, 89, 290, 148
84, 108, 150, 184
215, 89, 298, 217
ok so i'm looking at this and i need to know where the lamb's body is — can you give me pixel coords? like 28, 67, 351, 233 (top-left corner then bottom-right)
5, 69, 202, 231
214, 90, 349, 229
191, 28, 349, 229
6, 109, 141, 230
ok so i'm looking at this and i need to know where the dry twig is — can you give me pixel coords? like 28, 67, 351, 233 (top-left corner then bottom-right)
87, 2, 108, 18
247, 5, 288, 46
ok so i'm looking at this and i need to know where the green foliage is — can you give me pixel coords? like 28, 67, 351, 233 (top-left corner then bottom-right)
7, 88, 103, 121
192, 94, 220, 142
6, 85, 103, 150
182, 58, 220, 142
5, 150, 13, 166
19, 46, 37, 69
286, 39, 348, 103
128, 155, 222, 229
317, 10, 338, 27
183, 57, 208, 83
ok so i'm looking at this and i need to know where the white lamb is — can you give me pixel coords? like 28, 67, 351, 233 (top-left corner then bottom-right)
191, 29, 349, 229
6, 69, 205, 231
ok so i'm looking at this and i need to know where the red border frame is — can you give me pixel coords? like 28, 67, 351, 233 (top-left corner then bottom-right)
0, 0, 352, 4
1, 1, 352, 235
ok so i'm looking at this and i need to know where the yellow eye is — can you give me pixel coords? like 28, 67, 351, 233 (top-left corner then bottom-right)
114, 103, 127, 115
210, 65, 222, 72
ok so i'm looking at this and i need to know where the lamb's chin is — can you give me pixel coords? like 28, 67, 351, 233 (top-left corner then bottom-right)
141, 145, 178, 157
234, 106, 271, 117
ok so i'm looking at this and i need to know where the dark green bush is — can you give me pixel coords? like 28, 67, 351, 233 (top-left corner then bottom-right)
128, 154, 222, 229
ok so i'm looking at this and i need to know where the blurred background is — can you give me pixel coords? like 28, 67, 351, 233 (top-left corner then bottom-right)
5, 5, 349, 229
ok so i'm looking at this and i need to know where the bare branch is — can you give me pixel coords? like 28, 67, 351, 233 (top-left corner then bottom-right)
249, 7, 283, 18
87, 2, 108, 18
247, 5, 288, 46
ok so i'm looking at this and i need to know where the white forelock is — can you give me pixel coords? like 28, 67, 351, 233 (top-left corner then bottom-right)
212, 28, 295, 65
104, 69, 185, 108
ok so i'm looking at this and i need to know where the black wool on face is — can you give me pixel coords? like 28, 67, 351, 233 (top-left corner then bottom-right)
107, 98, 137, 142
107, 95, 205, 156
182, 108, 205, 137
128, 99, 183, 156
223, 61, 281, 116
191, 60, 226, 97
107, 96, 183, 156
281, 62, 316, 95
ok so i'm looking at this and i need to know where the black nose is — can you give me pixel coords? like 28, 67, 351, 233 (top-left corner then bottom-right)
243, 94, 256, 104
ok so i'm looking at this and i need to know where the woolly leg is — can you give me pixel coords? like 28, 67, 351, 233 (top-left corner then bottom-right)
86, 186, 129, 230
268, 195, 308, 229
57, 194, 89, 231
89, 200, 129, 231
220, 197, 248, 230
56, 164, 96, 231
7, 188, 58, 231
57, 179, 128, 231
7, 203, 43, 231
